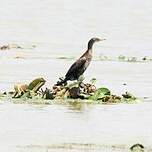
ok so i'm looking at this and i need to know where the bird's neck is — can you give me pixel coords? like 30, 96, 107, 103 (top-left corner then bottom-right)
87, 40, 94, 50
86, 48, 92, 55
83, 48, 92, 60
81, 48, 92, 59
81, 40, 94, 58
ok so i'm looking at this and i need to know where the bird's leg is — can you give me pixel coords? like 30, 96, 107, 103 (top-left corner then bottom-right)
78, 75, 85, 83
78, 75, 85, 88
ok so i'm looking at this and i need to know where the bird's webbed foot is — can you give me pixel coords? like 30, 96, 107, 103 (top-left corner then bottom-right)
56, 77, 67, 86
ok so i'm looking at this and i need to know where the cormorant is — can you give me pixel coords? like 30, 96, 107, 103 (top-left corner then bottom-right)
57, 37, 106, 85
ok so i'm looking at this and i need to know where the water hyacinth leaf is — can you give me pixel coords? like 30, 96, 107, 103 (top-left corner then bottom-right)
28, 78, 46, 92
89, 87, 111, 101
130, 143, 144, 152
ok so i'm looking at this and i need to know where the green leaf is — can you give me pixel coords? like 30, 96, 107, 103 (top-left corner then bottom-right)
89, 87, 111, 101
28, 78, 46, 92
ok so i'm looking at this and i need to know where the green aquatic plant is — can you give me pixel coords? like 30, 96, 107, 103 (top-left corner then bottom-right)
0, 93, 5, 100
13, 78, 46, 98
130, 143, 144, 152
28, 78, 46, 92
99, 54, 110, 61
122, 92, 139, 103
89, 87, 111, 101
118, 55, 126, 61
128, 57, 137, 62
0, 75, 140, 104
88, 88, 138, 103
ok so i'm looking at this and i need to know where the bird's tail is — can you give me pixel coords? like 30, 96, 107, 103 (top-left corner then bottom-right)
56, 78, 67, 86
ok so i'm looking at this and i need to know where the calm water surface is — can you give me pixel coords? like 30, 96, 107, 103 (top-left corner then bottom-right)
0, 102, 152, 152
0, 0, 152, 151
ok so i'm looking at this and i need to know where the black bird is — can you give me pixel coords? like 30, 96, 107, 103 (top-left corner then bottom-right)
57, 37, 106, 85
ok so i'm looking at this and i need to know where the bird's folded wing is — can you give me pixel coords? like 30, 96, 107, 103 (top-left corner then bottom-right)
66, 57, 86, 76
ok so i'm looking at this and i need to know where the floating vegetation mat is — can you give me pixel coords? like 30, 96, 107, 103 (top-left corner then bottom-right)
17, 143, 148, 152
56, 54, 152, 62
0, 77, 141, 104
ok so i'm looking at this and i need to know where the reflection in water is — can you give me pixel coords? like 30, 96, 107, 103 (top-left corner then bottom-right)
67, 101, 92, 112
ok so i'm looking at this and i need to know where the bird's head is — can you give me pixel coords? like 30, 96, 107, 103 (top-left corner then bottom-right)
88, 37, 106, 49
92, 37, 106, 42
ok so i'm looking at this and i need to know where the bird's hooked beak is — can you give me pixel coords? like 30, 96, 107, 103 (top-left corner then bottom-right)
98, 38, 106, 41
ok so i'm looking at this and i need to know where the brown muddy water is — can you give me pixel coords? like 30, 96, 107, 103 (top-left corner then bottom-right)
1, 0, 152, 151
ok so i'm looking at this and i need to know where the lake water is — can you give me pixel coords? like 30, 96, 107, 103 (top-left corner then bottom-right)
0, 0, 152, 151
1, 102, 152, 152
